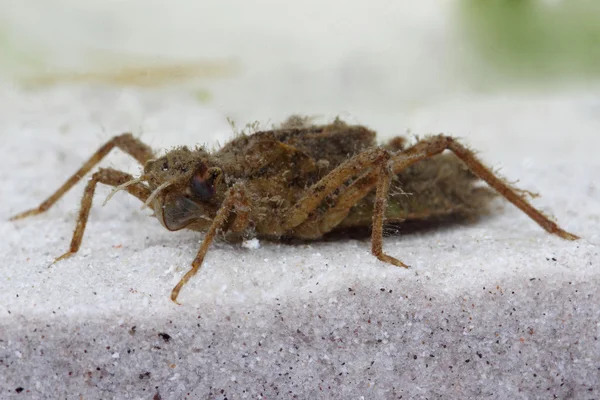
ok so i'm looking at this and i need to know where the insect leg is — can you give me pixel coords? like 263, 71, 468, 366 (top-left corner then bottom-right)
10, 133, 154, 220
281, 147, 388, 231
288, 151, 408, 267
170, 187, 248, 304
291, 167, 380, 239
370, 154, 409, 267
54, 168, 151, 262
391, 135, 579, 240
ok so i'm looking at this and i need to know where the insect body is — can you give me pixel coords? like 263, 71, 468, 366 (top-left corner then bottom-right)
10, 118, 579, 303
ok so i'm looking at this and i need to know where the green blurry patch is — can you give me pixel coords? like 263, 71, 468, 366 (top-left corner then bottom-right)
458, 0, 600, 82
194, 88, 213, 104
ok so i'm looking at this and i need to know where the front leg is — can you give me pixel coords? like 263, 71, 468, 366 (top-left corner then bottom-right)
170, 186, 249, 304
54, 168, 151, 262
10, 133, 154, 220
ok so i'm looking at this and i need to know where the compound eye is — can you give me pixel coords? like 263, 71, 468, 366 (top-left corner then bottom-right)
191, 167, 222, 201
191, 176, 214, 201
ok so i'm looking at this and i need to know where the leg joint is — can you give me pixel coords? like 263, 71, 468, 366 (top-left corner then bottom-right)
114, 132, 134, 142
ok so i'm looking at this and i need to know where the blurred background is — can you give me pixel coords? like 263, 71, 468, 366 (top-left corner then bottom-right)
0, 0, 599, 154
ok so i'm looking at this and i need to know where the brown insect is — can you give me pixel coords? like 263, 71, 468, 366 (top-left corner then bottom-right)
10, 117, 578, 303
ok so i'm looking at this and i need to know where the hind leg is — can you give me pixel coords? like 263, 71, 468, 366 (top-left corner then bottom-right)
291, 135, 578, 270
390, 135, 578, 240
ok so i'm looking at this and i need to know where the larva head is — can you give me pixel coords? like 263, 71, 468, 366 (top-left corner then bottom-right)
142, 147, 226, 231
